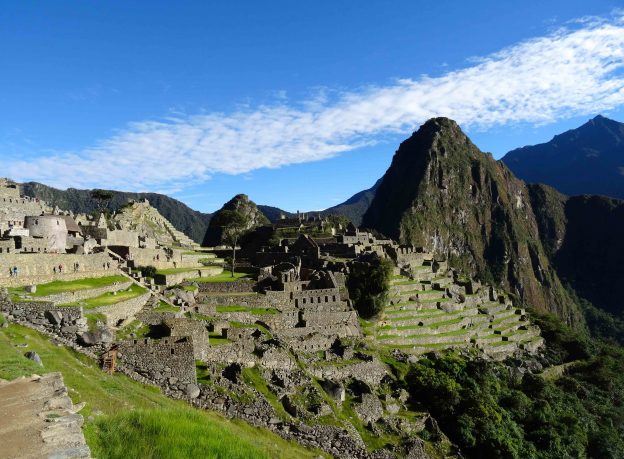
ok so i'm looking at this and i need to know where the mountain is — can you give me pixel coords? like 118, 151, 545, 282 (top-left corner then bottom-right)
202, 194, 270, 247
362, 117, 581, 325
320, 179, 381, 226
20, 181, 212, 244
502, 115, 624, 199
528, 184, 624, 317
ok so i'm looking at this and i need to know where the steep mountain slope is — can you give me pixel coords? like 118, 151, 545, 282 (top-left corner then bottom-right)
20, 182, 212, 244
528, 184, 624, 316
202, 194, 270, 247
502, 115, 624, 199
362, 117, 581, 325
320, 179, 381, 226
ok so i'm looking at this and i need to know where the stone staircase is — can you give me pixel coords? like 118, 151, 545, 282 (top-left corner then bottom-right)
373, 264, 544, 359
162, 219, 200, 250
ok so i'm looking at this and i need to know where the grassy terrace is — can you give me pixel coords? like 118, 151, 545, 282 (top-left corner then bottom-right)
0, 321, 320, 459
59, 284, 148, 309
156, 267, 221, 275
153, 301, 179, 312
9, 275, 127, 297
216, 305, 278, 315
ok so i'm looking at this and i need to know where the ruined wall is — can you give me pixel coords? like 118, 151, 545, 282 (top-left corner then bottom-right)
156, 266, 222, 286
117, 337, 197, 386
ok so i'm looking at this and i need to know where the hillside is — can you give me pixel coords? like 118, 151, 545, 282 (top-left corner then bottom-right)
0, 321, 318, 459
319, 179, 381, 226
361, 117, 581, 325
502, 115, 624, 199
20, 182, 212, 244
202, 194, 270, 247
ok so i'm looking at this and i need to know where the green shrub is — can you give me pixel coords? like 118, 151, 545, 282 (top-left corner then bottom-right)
346, 256, 393, 319
138, 265, 157, 278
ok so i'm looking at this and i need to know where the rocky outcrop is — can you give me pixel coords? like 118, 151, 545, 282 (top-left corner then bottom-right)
202, 194, 270, 247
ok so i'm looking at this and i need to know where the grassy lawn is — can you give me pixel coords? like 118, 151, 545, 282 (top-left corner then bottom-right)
59, 284, 148, 310
188, 271, 253, 283
216, 305, 278, 315
153, 301, 179, 312
9, 275, 127, 297
208, 332, 231, 345
116, 320, 151, 341
0, 323, 322, 459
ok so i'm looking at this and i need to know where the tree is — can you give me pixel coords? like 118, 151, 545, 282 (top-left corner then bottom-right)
346, 255, 393, 318
91, 189, 114, 213
218, 210, 251, 277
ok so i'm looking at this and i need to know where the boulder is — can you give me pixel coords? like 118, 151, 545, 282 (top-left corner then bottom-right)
185, 384, 200, 399
25, 285, 37, 294
78, 327, 114, 346
45, 310, 63, 326
24, 351, 43, 366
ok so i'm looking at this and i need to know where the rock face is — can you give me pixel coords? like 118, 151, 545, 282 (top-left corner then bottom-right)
503, 115, 624, 200
362, 117, 581, 325
202, 194, 270, 247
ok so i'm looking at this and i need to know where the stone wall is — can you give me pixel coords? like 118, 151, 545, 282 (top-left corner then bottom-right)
136, 310, 181, 325
93, 291, 151, 326
117, 336, 197, 386
195, 279, 256, 294
155, 266, 223, 286
0, 252, 114, 286
0, 299, 85, 341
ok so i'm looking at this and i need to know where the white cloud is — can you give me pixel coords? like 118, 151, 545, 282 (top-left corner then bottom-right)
8, 13, 624, 192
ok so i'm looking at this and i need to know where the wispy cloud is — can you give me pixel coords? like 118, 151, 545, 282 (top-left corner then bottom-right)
8, 13, 624, 192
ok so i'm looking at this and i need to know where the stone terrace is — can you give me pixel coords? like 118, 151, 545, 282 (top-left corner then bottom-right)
370, 263, 544, 359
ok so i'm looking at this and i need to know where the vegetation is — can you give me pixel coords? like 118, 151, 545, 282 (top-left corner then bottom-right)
0, 322, 319, 458
138, 265, 157, 278
402, 314, 624, 458
346, 256, 393, 318
9, 275, 127, 297
187, 271, 252, 283
59, 284, 147, 309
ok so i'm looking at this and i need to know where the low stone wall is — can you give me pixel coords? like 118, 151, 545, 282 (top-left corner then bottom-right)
117, 336, 197, 386
195, 279, 256, 294
1, 299, 86, 341
155, 266, 223, 286
196, 293, 267, 308
93, 291, 151, 326
310, 360, 388, 387
38, 280, 133, 305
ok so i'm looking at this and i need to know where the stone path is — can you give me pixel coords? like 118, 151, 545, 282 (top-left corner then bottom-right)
0, 373, 92, 459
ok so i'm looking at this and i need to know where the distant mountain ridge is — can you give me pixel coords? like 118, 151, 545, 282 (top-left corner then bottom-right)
319, 179, 381, 226
19, 182, 290, 243
502, 115, 624, 199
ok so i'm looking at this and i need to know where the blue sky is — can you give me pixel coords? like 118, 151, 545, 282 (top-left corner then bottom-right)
2, 1, 624, 213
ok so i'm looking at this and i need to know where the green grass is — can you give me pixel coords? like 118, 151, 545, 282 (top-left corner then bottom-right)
188, 271, 253, 283
0, 323, 321, 459
156, 267, 221, 275
85, 313, 107, 331
216, 305, 279, 315
116, 320, 151, 341
59, 284, 148, 310
208, 332, 231, 345
153, 301, 179, 312
9, 275, 127, 297
241, 366, 291, 421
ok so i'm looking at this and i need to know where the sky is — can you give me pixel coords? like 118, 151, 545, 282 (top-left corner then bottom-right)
2, 1, 624, 213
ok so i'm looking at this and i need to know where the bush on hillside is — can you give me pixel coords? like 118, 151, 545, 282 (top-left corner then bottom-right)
347, 255, 393, 319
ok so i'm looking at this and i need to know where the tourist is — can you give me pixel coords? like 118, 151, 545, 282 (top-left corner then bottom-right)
12, 266, 18, 277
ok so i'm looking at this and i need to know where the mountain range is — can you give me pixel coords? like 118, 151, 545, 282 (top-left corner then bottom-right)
16, 115, 624, 326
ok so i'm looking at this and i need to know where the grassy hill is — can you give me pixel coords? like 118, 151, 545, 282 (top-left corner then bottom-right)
0, 317, 321, 459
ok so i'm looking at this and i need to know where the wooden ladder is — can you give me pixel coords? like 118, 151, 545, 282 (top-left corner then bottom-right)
102, 349, 117, 374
